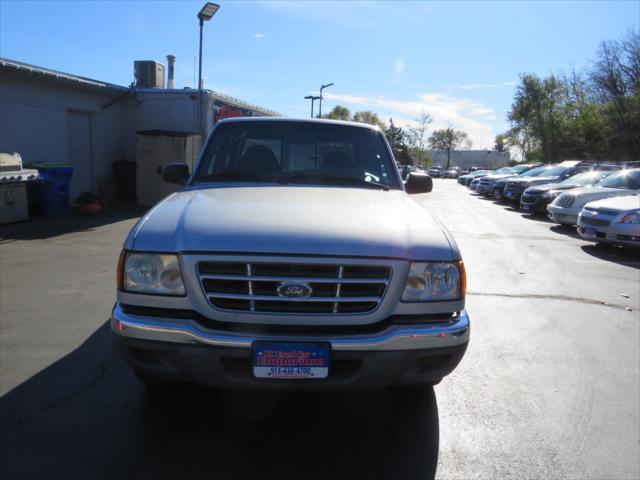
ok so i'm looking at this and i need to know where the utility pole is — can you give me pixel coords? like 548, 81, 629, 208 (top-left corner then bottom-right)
318, 82, 334, 117
304, 95, 320, 118
196, 3, 220, 135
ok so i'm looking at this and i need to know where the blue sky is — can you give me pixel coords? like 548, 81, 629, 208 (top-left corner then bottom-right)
1, 0, 638, 148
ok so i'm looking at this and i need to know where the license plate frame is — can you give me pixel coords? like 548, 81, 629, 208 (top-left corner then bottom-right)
252, 342, 330, 380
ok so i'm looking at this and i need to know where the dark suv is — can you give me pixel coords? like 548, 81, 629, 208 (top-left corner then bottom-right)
520, 170, 613, 214
502, 162, 584, 205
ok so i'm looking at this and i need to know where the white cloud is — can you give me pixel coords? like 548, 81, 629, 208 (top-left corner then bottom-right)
445, 81, 517, 90
393, 57, 406, 83
323, 93, 369, 104
422, 2, 434, 13
319, 90, 498, 148
252, 33, 265, 39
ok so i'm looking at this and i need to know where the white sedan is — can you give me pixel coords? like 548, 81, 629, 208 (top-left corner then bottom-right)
577, 194, 640, 247
547, 169, 640, 225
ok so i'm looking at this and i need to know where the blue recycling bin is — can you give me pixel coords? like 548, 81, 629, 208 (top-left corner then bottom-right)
29, 163, 74, 216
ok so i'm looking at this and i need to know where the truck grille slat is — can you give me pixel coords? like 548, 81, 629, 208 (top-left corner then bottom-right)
198, 261, 391, 314
207, 293, 383, 303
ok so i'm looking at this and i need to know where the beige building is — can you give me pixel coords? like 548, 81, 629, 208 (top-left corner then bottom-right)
0, 58, 277, 202
428, 150, 510, 170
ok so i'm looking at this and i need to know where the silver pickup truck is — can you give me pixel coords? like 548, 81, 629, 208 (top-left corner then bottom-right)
112, 118, 469, 389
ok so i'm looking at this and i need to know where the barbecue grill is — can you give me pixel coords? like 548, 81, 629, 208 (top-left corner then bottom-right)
0, 153, 39, 224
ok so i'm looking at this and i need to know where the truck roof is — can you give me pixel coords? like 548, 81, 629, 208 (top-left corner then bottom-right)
216, 116, 382, 131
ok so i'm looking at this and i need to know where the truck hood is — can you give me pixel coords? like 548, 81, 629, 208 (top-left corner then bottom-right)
562, 186, 640, 209
512, 176, 560, 187
127, 186, 458, 261
584, 194, 640, 212
526, 183, 582, 194
482, 173, 515, 182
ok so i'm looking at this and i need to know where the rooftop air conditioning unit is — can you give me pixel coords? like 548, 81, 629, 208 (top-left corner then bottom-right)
134, 61, 165, 89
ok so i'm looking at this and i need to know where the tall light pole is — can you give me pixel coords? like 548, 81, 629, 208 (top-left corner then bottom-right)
304, 95, 320, 118
197, 2, 219, 134
318, 82, 334, 117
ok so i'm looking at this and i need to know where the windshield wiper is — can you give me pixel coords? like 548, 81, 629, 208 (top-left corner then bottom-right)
195, 171, 275, 183
277, 172, 390, 191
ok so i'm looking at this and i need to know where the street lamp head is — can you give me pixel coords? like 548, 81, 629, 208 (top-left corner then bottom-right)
198, 2, 220, 21
321, 82, 335, 89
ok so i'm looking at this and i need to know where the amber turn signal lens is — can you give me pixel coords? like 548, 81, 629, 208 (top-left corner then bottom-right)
458, 260, 467, 299
116, 251, 126, 291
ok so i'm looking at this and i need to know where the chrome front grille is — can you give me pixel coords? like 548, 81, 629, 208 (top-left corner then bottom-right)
197, 261, 391, 314
556, 195, 575, 208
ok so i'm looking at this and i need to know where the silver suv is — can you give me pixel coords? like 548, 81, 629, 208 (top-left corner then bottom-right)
112, 118, 469, 389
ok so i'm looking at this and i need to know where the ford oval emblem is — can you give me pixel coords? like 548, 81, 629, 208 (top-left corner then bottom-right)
277, 282, 313, 299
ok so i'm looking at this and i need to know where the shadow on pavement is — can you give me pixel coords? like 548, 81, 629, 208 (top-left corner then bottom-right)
581, 244, 640, 269
549, 224, 582, 239
0, 323, 440, 480
0, 207, 147, 242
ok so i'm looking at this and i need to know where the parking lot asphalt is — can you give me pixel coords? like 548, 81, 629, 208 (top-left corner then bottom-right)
0, 181, 638, 480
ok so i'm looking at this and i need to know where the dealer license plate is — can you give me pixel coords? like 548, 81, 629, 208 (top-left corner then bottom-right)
505, 191, 515, 198
522, 204, 531, 210
582, 228, 597, 239
253, 342, 330, 379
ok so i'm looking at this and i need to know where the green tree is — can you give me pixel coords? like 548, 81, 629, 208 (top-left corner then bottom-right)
590, 30, 640, 158
428, 128, 471, 169
324, 105, 351, 121
385, 118, 412, 165
504, 126, 535, 162
407, 110, 433, 166
493, 134, 507, 153
352, 110, 385, 128
508, 73, 568, 162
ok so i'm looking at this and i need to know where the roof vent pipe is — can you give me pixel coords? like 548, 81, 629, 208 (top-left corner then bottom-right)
166, 54, 176, 89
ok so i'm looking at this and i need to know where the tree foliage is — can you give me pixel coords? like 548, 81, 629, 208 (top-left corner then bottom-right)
352, 110, 385, 128
493, 134, 507, 152
407, 110, 433, 166
324, 105, 351, 121
503, 30, 639, 162
428, 128, 472, 168
385, 118, 412, 165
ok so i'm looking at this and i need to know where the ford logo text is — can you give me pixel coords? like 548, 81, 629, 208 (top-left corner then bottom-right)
277, 282, 313, 299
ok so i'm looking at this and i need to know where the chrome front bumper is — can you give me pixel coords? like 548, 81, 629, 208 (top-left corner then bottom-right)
111, 303, 470, 352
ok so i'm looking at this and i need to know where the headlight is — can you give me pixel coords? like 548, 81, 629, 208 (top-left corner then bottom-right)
402, 261, 465, 302
121, 253, 185, 295
619, 211, 640, 224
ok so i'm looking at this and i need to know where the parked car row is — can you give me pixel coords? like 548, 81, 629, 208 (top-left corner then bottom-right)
428, 166, 462, 178
460, 162, 640, 248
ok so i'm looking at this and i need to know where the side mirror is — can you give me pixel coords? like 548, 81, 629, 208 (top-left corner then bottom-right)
405, 172, 433, 194
163, 163, 190, 185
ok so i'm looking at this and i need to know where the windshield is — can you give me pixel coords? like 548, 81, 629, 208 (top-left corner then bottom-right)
559, 171, 610, 186
595, 169, 640, 189
193, 121, 400, 190
542, 165, 569, 177
511, 165, 533, 174
521, 166, 551, 177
